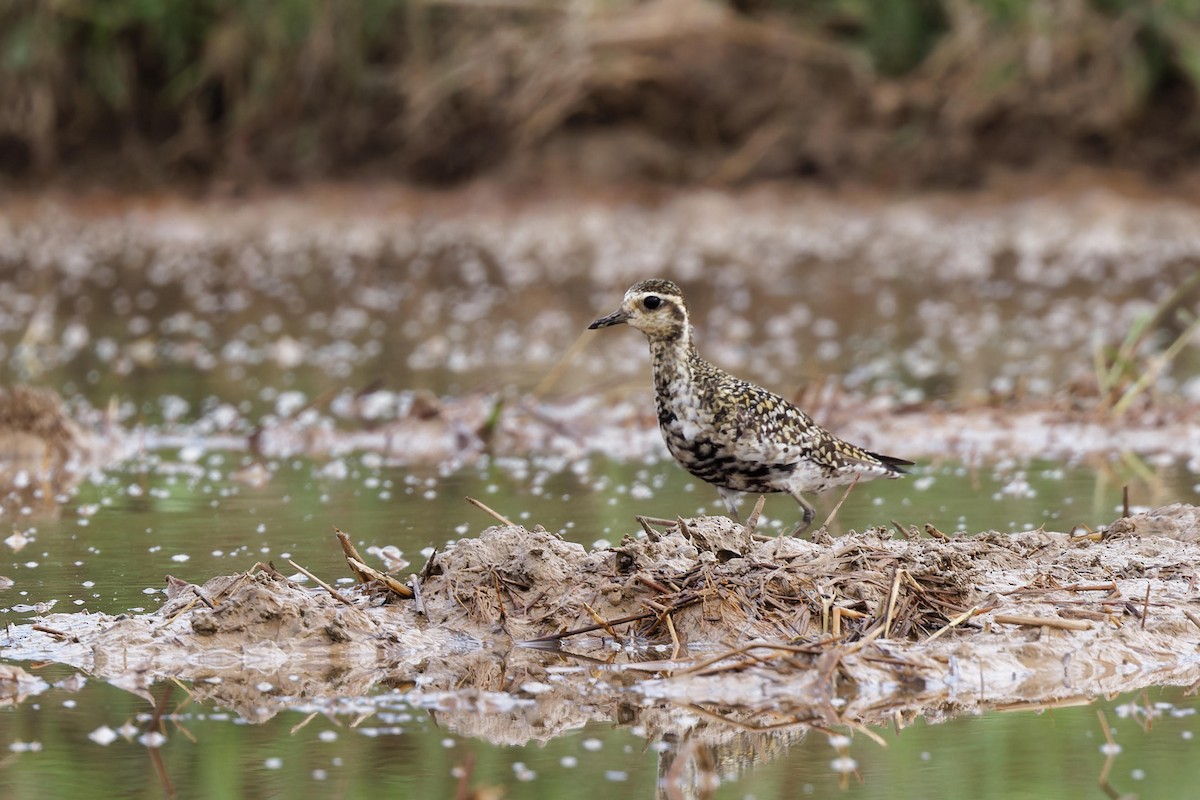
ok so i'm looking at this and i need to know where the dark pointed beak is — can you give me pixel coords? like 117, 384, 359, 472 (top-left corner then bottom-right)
588, 309, 629, 329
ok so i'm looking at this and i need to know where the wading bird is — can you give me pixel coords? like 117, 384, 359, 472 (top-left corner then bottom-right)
589, 279, 911, 535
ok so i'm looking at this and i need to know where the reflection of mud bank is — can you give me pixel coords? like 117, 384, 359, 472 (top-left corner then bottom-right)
6, 505, 1200, 749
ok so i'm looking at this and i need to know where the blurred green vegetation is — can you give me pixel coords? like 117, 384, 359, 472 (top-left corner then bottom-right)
3, 0, 1200, 185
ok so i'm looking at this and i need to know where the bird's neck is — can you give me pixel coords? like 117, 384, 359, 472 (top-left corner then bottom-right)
648, 326, 697, 396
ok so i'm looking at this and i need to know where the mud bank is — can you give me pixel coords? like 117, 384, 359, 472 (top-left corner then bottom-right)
10, 381, 1200, 476
234, 389, 1200, 468
5, 504, 1200, 744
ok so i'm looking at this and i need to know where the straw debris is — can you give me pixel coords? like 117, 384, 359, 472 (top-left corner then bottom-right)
7, 504, 1200, 737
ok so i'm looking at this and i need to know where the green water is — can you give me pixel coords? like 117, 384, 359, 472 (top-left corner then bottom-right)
1, 452, 1197, 798
2, 451, 1184, 614
0, 647, 1196, 799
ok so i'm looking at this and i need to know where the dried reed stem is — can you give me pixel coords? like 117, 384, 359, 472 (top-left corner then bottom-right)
347, 557, 415, 598
821, 474, 859, 530
1141, 582, 1151, 630
335, 527, 372, 583
883, 568, 903, 638
992, 613, 1092, 631
923, 605, 979, 643
465, 496, 515, 526
287, 560, 355, 606
745, 495, 767, 535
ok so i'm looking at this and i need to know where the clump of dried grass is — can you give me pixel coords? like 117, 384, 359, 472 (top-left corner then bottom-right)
5, 0, 1200, 185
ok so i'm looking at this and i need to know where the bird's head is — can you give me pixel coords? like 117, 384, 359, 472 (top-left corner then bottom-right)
589, 279, 689, 341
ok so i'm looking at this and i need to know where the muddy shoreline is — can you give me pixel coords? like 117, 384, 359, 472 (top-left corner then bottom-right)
5, 504, 1200, 750
5, 181, 1200, 482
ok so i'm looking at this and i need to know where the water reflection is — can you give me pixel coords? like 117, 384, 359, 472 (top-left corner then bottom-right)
2, 449, 1197, 615
0, 658, 1196, 799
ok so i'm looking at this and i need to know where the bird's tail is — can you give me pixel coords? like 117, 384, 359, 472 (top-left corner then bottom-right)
869, 451, 914, 475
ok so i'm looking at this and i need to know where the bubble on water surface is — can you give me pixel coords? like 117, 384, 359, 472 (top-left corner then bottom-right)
88, 726, 118, 746
830, 757, 857, 773
138, 732, 167, 748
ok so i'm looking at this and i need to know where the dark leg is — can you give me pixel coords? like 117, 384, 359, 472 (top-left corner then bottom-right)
788, 493, 816, 537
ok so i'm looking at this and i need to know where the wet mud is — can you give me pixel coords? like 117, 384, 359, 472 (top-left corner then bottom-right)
5, 184, 1200, 482
243, 389, 1200, 468
3, 381, 1199, 505
6, 504, 1200, 747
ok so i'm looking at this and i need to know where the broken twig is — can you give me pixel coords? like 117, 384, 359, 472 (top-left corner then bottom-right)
821, 474, 859, 530
745, 495, 767, 536
465, 496, 515, 527
923, 605, 979, 643
335, 527, 372, 583
992, 613, 1092, 632
288, 560, 355, 606
347, 557, 415, 598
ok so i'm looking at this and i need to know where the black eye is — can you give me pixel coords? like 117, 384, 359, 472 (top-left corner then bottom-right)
643, 295, 662, 310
